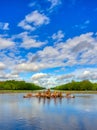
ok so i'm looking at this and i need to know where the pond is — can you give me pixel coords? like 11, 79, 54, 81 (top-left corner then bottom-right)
0, 93, 97, 130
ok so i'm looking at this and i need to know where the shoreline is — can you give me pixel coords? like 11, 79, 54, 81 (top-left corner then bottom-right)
0, 90, 97, 94
0, 90, 39, 94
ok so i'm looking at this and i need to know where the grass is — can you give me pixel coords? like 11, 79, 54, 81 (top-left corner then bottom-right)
0, 90, 41, 94
51, 90, 97, 94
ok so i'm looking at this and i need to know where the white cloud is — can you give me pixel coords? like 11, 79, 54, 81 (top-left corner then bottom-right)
72, 68, 97, 81
31, 73, 48, 80
32, 32, 97, 70
3, 23, 9, 30
57, 74, 74, 80
18, 10, 50, 31
52, 30, 64, 42
0, 22, 9, 30
0, 50, 23, 70
83, 70, 90, 75
1, 32, 97, 87
0, 37, 14, 49
22, 38, 47, 49
18, 20, 35, 31
31, 73, 57, 88
0, 62, 6, 70
38, 46, 59, 57
30, 68, 97, 88
31, 73, 74, 88
48, 0, 61, 10
5, 73, 19, 79
55, 32, 97, 65
26, 10, 49, 25
28, 0, 61, 13
15, 32, 47, 48
0, 72, 20, 80
15, 63, 45, 72
14, 32, 97, 73
11, 32, 95, 77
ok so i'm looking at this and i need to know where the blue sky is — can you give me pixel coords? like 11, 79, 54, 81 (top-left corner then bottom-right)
0, 0, 97, 88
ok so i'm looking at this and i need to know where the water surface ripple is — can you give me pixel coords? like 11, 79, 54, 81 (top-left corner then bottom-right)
0, 93, 97, 130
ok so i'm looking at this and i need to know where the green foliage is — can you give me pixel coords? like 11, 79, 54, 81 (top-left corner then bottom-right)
53, 80, 97, 90
0, 80, 44, 90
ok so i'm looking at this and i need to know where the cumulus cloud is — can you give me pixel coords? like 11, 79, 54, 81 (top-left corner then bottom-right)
0, 72, 20, 80
83, 70, 90, 75
31, 73, 48, 80
0, 62, 6, 70
0, 22, 9, 30
55, 68, 97, 83
15, 63, 45, 72
0, 37, 14, 49
13, 32, 97, 73
31, 73, 74, 88
21, 38, 46, 49
57, 74, 74, 80
18, 20, 35, 31
25, 10, 49, 25
76, 69, 97, 81
31, 73, 57, 88
0, 51, 23, 70
30, 67, 97, 88
36, 32, 97, 69
15, 32, 47, 49
18, 10, 50, 31
55, 32, 97, 66
1, 32, 97, 87
38, 46, 59, 58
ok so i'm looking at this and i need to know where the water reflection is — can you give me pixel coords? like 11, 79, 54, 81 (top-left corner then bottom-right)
0, 93, 97, 130
37, 97, 63, 106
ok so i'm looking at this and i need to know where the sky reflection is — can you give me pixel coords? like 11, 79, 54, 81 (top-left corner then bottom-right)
0, 93, 97, 130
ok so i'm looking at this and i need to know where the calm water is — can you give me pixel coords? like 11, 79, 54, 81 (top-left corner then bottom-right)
0, 93, 97, 130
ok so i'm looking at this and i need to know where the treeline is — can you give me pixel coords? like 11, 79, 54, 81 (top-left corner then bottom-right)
52, 80, 97, 90
0, 80, 44, 90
